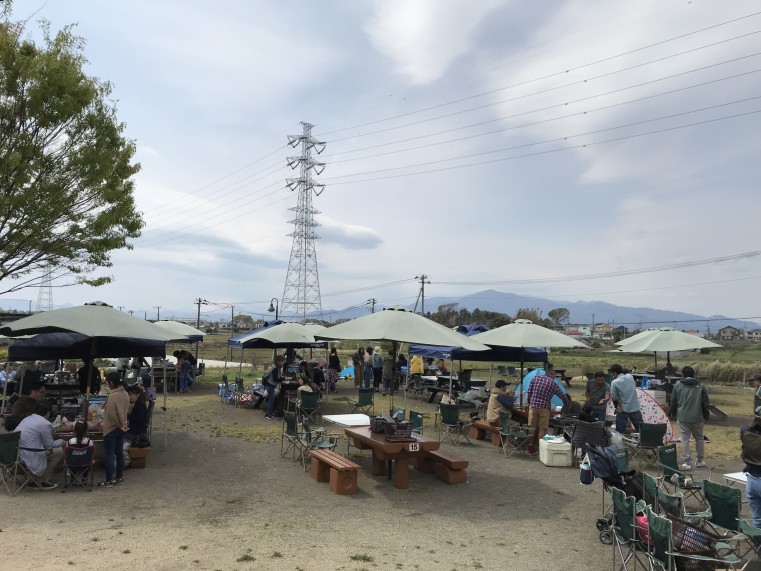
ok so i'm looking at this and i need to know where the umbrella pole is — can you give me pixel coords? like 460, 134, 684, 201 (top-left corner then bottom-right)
519, 349, 525, 409
163, 360, 168, 449
389, 341, 397, 415
1, 376, 8, 417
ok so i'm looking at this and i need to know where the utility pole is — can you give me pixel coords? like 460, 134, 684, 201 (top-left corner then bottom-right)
194, 298, 209, 366
154, 306, 161, 321
367, 298, 377, 313
414, 275, 430, 315
229, 305, 235, 338
591, 313, 596, 338
117, 306, 124, 312
128, 310, 134, 316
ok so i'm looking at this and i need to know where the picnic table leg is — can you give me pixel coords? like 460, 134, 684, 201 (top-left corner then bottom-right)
428, 391, 436, 404
371, 451, 385, 476
392, 459, 410, 489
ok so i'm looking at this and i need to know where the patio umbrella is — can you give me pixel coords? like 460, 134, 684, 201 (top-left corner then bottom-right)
471, 319, 590, 407
152, 320, 205, 342
316, 307, 489, 412
0, 302, 175, 446
615, 327, 721, 369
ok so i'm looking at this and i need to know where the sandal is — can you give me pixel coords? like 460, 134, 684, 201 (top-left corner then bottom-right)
97, 480, 114, 488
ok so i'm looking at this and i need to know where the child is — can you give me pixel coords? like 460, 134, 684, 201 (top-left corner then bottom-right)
68, 419, 94, 448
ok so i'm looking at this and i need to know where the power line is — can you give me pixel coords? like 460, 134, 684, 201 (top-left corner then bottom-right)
324, 108, 761, 186
315, 11, 761, 136
436, 250, 761, 286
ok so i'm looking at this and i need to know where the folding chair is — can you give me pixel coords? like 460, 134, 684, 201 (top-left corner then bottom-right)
348, 388, 374, 415
658, 443, 705, 507
280, 411, 303, 462
667, 514, 748, 570
0, 432, 21, 496
570, 419, 608, 458
62, 444, 95, 491
642, 471, 660, 511
610, 487, 649, 571
391, 407, 405, 422
437, 403, 471, 446
623, 422, 667, 470
693, 479, 758, 559
497, 411, 527, 457
506, 366, 517, 379
646, 505, 673, 571
496, 366, 507, 380
147, 400, 155, 443
409, 410, 424, 435
298, 418, 337, 471
295, 391, 321, 424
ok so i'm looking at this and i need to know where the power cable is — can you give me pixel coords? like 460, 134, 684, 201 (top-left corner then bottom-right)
316, 11, 761, 136
322, 67, 760, 162
322, 99, 760, 181
325, 108, 761, 186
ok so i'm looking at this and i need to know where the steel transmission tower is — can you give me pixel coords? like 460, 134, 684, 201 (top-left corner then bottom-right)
35, 263, 54, 312
280, 122, 326, 322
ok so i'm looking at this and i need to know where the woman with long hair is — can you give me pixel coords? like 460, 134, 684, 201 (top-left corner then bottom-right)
327, 347, 340, 393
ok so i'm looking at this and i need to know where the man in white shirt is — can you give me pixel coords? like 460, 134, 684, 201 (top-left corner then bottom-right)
14, 400, 64, 490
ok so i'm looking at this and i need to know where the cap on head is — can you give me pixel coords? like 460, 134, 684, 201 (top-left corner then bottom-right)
609, 364, 623, 375
495, 380, 508, 388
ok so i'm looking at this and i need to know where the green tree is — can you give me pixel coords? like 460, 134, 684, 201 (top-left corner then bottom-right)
0, 14, 143, 294
514, 307, 544, 324
548, 308, 570, 329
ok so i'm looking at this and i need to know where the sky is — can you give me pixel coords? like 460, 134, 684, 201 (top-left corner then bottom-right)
2, 0, 761, 323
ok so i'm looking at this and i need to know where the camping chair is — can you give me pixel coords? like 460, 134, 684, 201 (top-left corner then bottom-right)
295, 391, 322, 424
497, 366, 507, 380
147, 399, 155, 443
437, 403, 472, 446
391, 407, 405, 422
570, 419, 608, 458
642, 471, 660, 511
657, 488, 685, 519
405, 375, 425, 401
298, 418, 337, 471
348, 388, 374, 415
62, 444, 95, 491
666, 514, 747, 570
658, 444, 705, 507
280, 412, 303, 462
646, 506, 674, 571
623, 422, 667, 470
0, 432, 22, 496
692, 479, 757, 559
409, 410, 424, 435
497, 411, 527, 457
507, 366, 517, 379
610, 487, 649, 571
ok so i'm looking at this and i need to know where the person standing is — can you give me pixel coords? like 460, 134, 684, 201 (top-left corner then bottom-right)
265, 355, 285, 420
382, 351, 395, 397
486, 380, 514, 427
77, 361, 102, 396
526, 364, 570, 454
363, 347, 374, 389
327, 347, 340, 393
741, 406, 761, 548
609, 364, 643, 434
372, 346, 383, 392
352, 347, 364, 389
751, 374, 761, 414
585, 371, 611, 422
99, 372, 129, 488
670, 365, 709, 469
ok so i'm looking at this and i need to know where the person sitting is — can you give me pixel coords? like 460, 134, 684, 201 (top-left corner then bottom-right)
68, 419, 94, 448
298, 361, 318, 393
14, 400, 64, 490
4, 380, 48, 431
486, 380, 514, 427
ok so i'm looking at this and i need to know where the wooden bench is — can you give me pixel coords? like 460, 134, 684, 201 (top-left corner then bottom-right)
413, 449, 468, 484
309, 449, 361, 495
470, 420, 501, 446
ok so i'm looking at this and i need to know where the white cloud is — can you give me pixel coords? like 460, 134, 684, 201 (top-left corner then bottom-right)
364, 0, 503, 84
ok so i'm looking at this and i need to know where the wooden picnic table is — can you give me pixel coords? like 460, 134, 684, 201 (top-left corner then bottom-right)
344, 427, 440, 489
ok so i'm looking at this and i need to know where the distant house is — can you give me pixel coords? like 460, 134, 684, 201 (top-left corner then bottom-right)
747, 329, 761, 342
718, 325, 741, 341
613, 325, 629, 339
566, 324, 592, 337
684, 329, 703, 338
594, 323, 614, 339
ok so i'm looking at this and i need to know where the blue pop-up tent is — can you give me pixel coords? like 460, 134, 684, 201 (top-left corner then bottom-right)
409, 324, 547, 363
515, 368, 569, 408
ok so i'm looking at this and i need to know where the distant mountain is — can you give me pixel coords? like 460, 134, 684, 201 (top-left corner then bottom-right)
414, 289, 759, 334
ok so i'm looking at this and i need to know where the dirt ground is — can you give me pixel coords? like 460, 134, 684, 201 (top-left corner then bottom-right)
0, 380, 750, 571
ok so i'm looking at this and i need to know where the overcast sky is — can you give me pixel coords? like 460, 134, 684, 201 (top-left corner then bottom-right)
3, 0, 760, 323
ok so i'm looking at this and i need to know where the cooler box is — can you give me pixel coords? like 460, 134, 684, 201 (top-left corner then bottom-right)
539, 438, 573, 467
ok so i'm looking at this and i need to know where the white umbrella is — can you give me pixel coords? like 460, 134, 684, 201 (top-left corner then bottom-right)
615, 327, 721, 369
316, 307, 489, 412
152, 320, 205, 342
233, 322, 320, 345
317, 307, 489, 351
472, 319, 590, 407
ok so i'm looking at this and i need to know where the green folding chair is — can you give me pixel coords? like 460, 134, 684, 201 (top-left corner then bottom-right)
625, 423, 667, 470
658, 443, 705, 507
348, 387, 374, 415
498, 411, 527, 457
611, 487, 649, 570
437, 403, 471, 446
409, 410, 424, 435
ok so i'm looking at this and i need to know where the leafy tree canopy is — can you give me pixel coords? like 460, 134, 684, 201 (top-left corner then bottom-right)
0, 10, 143, 294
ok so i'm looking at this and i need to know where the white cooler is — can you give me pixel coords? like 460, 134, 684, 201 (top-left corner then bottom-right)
539, 438, 573, 467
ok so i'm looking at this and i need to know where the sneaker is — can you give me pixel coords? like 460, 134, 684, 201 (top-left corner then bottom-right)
695, 461, 707, 468
264, 415, 274, 420
97, 480, 114, 488
40, 480, 58, 490
680, 463, 692, 471
114, 478, 126, 485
